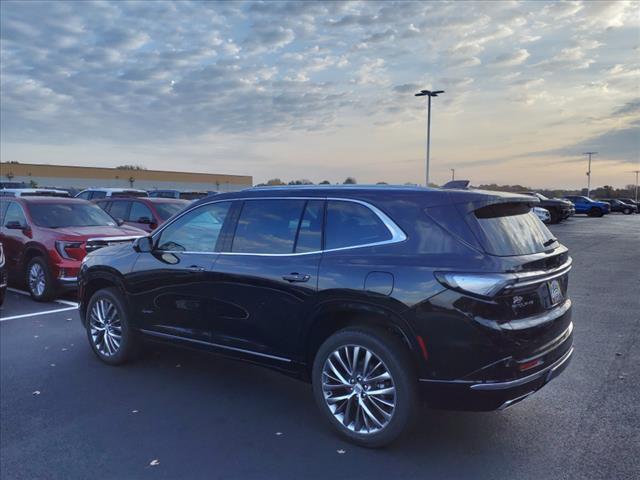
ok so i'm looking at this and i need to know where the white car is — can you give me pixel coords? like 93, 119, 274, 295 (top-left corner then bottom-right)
533, 206, 551, 224
75, 188, 148, 200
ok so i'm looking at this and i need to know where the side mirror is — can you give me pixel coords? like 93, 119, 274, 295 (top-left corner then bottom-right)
133, 236, 153, 253
116, 218, 125, 226
6, 220, 25, 230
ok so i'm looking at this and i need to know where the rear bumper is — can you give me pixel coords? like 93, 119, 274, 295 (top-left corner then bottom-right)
419, 325, 574, 411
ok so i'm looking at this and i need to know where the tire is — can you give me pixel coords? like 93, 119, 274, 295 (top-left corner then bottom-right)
588, 207, 603, 217
312, 326, 418, 448
25, 257, 56, 302
86, 287, 137, 365
623, 208, 631, 215
0, 288, 5, 306
549, 209, 561, 224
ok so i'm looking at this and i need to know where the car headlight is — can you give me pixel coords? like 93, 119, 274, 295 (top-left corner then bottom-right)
55, 241, 84, 260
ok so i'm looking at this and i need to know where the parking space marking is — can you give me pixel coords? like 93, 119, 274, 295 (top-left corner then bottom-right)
7, 287, 79, 308
0, 306, 78, 322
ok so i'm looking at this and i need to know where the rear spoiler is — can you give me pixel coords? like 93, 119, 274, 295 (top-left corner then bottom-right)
442, 180, 470, 189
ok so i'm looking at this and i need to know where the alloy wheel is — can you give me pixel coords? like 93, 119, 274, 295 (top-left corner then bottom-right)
89, 298, 123, 357
28, 263, 46, 297
321, 344, 396, 434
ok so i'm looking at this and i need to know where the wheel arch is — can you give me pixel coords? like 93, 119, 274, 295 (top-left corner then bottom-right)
80, 268, 128, 324
302, 301, 423, 381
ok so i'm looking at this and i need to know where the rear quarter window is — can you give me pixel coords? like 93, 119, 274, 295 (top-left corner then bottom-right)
325, 201, 392, 250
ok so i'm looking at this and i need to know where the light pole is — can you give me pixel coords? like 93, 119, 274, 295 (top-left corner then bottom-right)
450, 168, 455, 181
631, 170, 640, 202
583, 152, 597, 197
415, 89, 444, 186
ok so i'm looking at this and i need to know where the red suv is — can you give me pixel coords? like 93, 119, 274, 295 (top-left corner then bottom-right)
0, 196, 144, 301
95, 197, 189, 232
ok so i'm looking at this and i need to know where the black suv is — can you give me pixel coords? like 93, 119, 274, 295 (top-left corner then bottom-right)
520, 192, 574, 223
79, 186, 574, 447
599, 199, 637, 215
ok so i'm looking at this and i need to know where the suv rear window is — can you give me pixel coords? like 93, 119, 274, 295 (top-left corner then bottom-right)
474, 203, 557, 256
325, 201, 391, 250
111, 191, 147, 198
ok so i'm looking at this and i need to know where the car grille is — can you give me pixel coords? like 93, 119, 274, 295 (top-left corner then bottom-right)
85, 236, 141, 254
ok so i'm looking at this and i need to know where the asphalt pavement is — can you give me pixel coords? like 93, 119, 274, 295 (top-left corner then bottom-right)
1, 214, 639, 480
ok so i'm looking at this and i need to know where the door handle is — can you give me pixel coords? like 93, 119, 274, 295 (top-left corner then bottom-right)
282, 273, 310, 283
188, 265, 206, 272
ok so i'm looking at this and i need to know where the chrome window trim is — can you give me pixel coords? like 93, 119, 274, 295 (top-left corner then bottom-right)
152, 196, 407, 257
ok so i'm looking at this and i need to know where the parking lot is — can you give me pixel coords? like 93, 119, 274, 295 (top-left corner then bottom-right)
1, 214, 638, 480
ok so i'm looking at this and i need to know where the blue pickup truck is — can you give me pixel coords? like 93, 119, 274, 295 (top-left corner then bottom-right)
563, 195, 611, 217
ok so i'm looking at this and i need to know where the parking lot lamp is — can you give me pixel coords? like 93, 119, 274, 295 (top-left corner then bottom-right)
415, 89, 444, 186
632, 170, 639, 202
583, 152, 597, 197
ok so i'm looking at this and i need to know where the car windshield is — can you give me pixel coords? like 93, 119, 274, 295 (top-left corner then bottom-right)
29, 203, 117, 228
154, 201, 189, 221
535, 193, 549, 200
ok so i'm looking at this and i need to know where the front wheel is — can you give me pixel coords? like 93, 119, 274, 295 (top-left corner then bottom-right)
86, 287, 137, 365
26, 257, 56, 302
623, 208, 631, 215
312, 327, 418, 448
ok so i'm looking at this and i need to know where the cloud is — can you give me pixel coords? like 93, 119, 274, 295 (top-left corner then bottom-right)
490, 48, 530, 67
0, 0, 637, 186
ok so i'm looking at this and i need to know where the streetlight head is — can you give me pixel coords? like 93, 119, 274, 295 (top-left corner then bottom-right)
414, 92, 427, 97
432, 90, 445, 95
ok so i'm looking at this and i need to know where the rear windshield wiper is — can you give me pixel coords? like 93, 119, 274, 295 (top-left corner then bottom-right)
543, 238, 557, 247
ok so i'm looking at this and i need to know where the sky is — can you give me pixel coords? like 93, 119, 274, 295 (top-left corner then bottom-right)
1, 0, 639, 188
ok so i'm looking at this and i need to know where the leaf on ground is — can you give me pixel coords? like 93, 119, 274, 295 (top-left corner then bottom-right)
61, 348, 67, 351
337, 449, 346, 455
132, 409, 139, 414
275, 432, 283, 436
50, 363, 56, 367
175, 364, 181, 368
149, 459, 160, 466
32, 390, 41, 396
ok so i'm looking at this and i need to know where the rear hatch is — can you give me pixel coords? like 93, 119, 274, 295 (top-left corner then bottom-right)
454, 193, 573, 361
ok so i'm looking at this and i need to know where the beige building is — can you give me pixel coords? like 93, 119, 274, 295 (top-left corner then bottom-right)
0, 162, 253, 193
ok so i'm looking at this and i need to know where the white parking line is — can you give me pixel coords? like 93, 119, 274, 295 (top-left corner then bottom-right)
7, 287, 79, 307
0, 306, 78, 322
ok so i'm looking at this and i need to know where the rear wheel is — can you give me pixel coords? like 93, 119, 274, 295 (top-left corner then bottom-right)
86, 287, 137, 365
312, 327, 418, 448
588, 207, 603, 217
26, 257, 56, 302
623, 208, 631, 215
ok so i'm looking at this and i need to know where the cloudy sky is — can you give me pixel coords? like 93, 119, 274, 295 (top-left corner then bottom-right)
1, 0, 638, 188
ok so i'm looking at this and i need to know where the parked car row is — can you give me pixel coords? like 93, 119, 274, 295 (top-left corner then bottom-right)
0, 187, 215, 201
0, 192, 194, 301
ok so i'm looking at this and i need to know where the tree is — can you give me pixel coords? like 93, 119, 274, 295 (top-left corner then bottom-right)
266, 178, 285, 186
319, 180, 331, 184
343, 177, 357, 184
116, 164, 147, 170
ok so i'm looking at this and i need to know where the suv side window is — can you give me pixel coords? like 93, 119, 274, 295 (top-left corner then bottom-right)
129, 202, 153, 222
90, 191, 106, 200
0, 200, 10, 224
295, 200, 324, 253
109, 201, 131, 221
76, 191, 91, 200
157, 201, 231, 252
4, 202, 27, 227
325, 200, 391, 250
232, 199, 306, 254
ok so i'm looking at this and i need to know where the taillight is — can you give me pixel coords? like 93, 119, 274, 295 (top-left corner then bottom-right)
434, 272, 517, 298
55, 240, 84, 260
